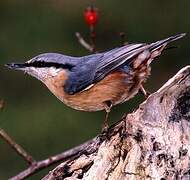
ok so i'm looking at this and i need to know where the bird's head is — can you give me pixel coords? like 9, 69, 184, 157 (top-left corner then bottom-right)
6, 53, 74, 82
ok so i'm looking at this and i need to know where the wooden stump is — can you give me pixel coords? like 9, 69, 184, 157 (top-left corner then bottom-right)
43, 66, 190, 180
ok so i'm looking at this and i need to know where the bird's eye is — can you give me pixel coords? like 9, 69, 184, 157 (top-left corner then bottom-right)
39, 61, 44, 66
30, 60, 44, 67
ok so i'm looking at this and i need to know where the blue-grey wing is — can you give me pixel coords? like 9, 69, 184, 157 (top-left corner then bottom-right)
93, 43, 147, 81
64, 53, 103, 94
64, 43, 147, 94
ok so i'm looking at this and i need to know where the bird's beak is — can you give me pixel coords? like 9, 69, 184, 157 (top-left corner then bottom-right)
5, 63, 27, 70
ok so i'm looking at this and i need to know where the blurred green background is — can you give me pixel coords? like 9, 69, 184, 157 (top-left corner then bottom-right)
0, 0, 189, 179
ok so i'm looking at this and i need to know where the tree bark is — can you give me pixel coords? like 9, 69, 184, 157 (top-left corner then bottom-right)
43, 66, 190, 180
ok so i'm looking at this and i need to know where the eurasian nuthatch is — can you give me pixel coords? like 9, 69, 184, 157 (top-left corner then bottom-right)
6, 33, 186, 131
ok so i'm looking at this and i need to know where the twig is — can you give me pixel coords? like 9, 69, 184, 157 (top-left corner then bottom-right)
0, 129, 36, 165
89, 25, 96, 52
9, 117, 122, 179
9, 136, 100, 180
75, 32, 94, 52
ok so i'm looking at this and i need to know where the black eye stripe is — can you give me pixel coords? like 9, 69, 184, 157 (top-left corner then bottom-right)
25, 61, 73, 70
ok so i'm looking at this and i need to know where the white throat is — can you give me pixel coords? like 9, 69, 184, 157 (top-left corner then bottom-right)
26, 67, 62, 82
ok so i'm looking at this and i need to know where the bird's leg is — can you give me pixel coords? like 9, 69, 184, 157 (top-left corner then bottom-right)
102, 100, 112, 133
140, 84, 150, 98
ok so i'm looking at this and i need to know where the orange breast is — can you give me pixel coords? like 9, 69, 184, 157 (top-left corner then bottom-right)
44, 70, 143, 111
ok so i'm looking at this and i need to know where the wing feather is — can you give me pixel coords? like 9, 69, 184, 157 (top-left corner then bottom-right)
64, 43, 148, 94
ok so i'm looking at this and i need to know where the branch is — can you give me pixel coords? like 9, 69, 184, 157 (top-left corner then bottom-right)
42, 65, 190, 180
9, 136, 104, 180
75, 31, 129, 53
75, 32, 94, 53
0, 129, 35, 165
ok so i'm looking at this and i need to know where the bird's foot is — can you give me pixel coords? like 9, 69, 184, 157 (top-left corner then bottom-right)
140, 85, 151, 98
101, 124, 109, 134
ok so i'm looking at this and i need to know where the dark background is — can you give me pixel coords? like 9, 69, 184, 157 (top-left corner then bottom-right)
0, 0, 189, 179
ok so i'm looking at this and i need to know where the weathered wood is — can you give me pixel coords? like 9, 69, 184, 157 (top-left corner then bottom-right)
43, 66, 190, 180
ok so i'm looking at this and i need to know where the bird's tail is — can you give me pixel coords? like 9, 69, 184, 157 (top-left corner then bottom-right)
149, 33, 186, 51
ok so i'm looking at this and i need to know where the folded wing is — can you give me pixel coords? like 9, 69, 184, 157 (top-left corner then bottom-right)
64, 33, 186, 95
64, 43, 146, 94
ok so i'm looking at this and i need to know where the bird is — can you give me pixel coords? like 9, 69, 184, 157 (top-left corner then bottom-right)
6, 33, 186, 132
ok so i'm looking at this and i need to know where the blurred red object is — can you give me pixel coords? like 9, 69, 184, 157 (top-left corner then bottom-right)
84, 6, 98, 26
